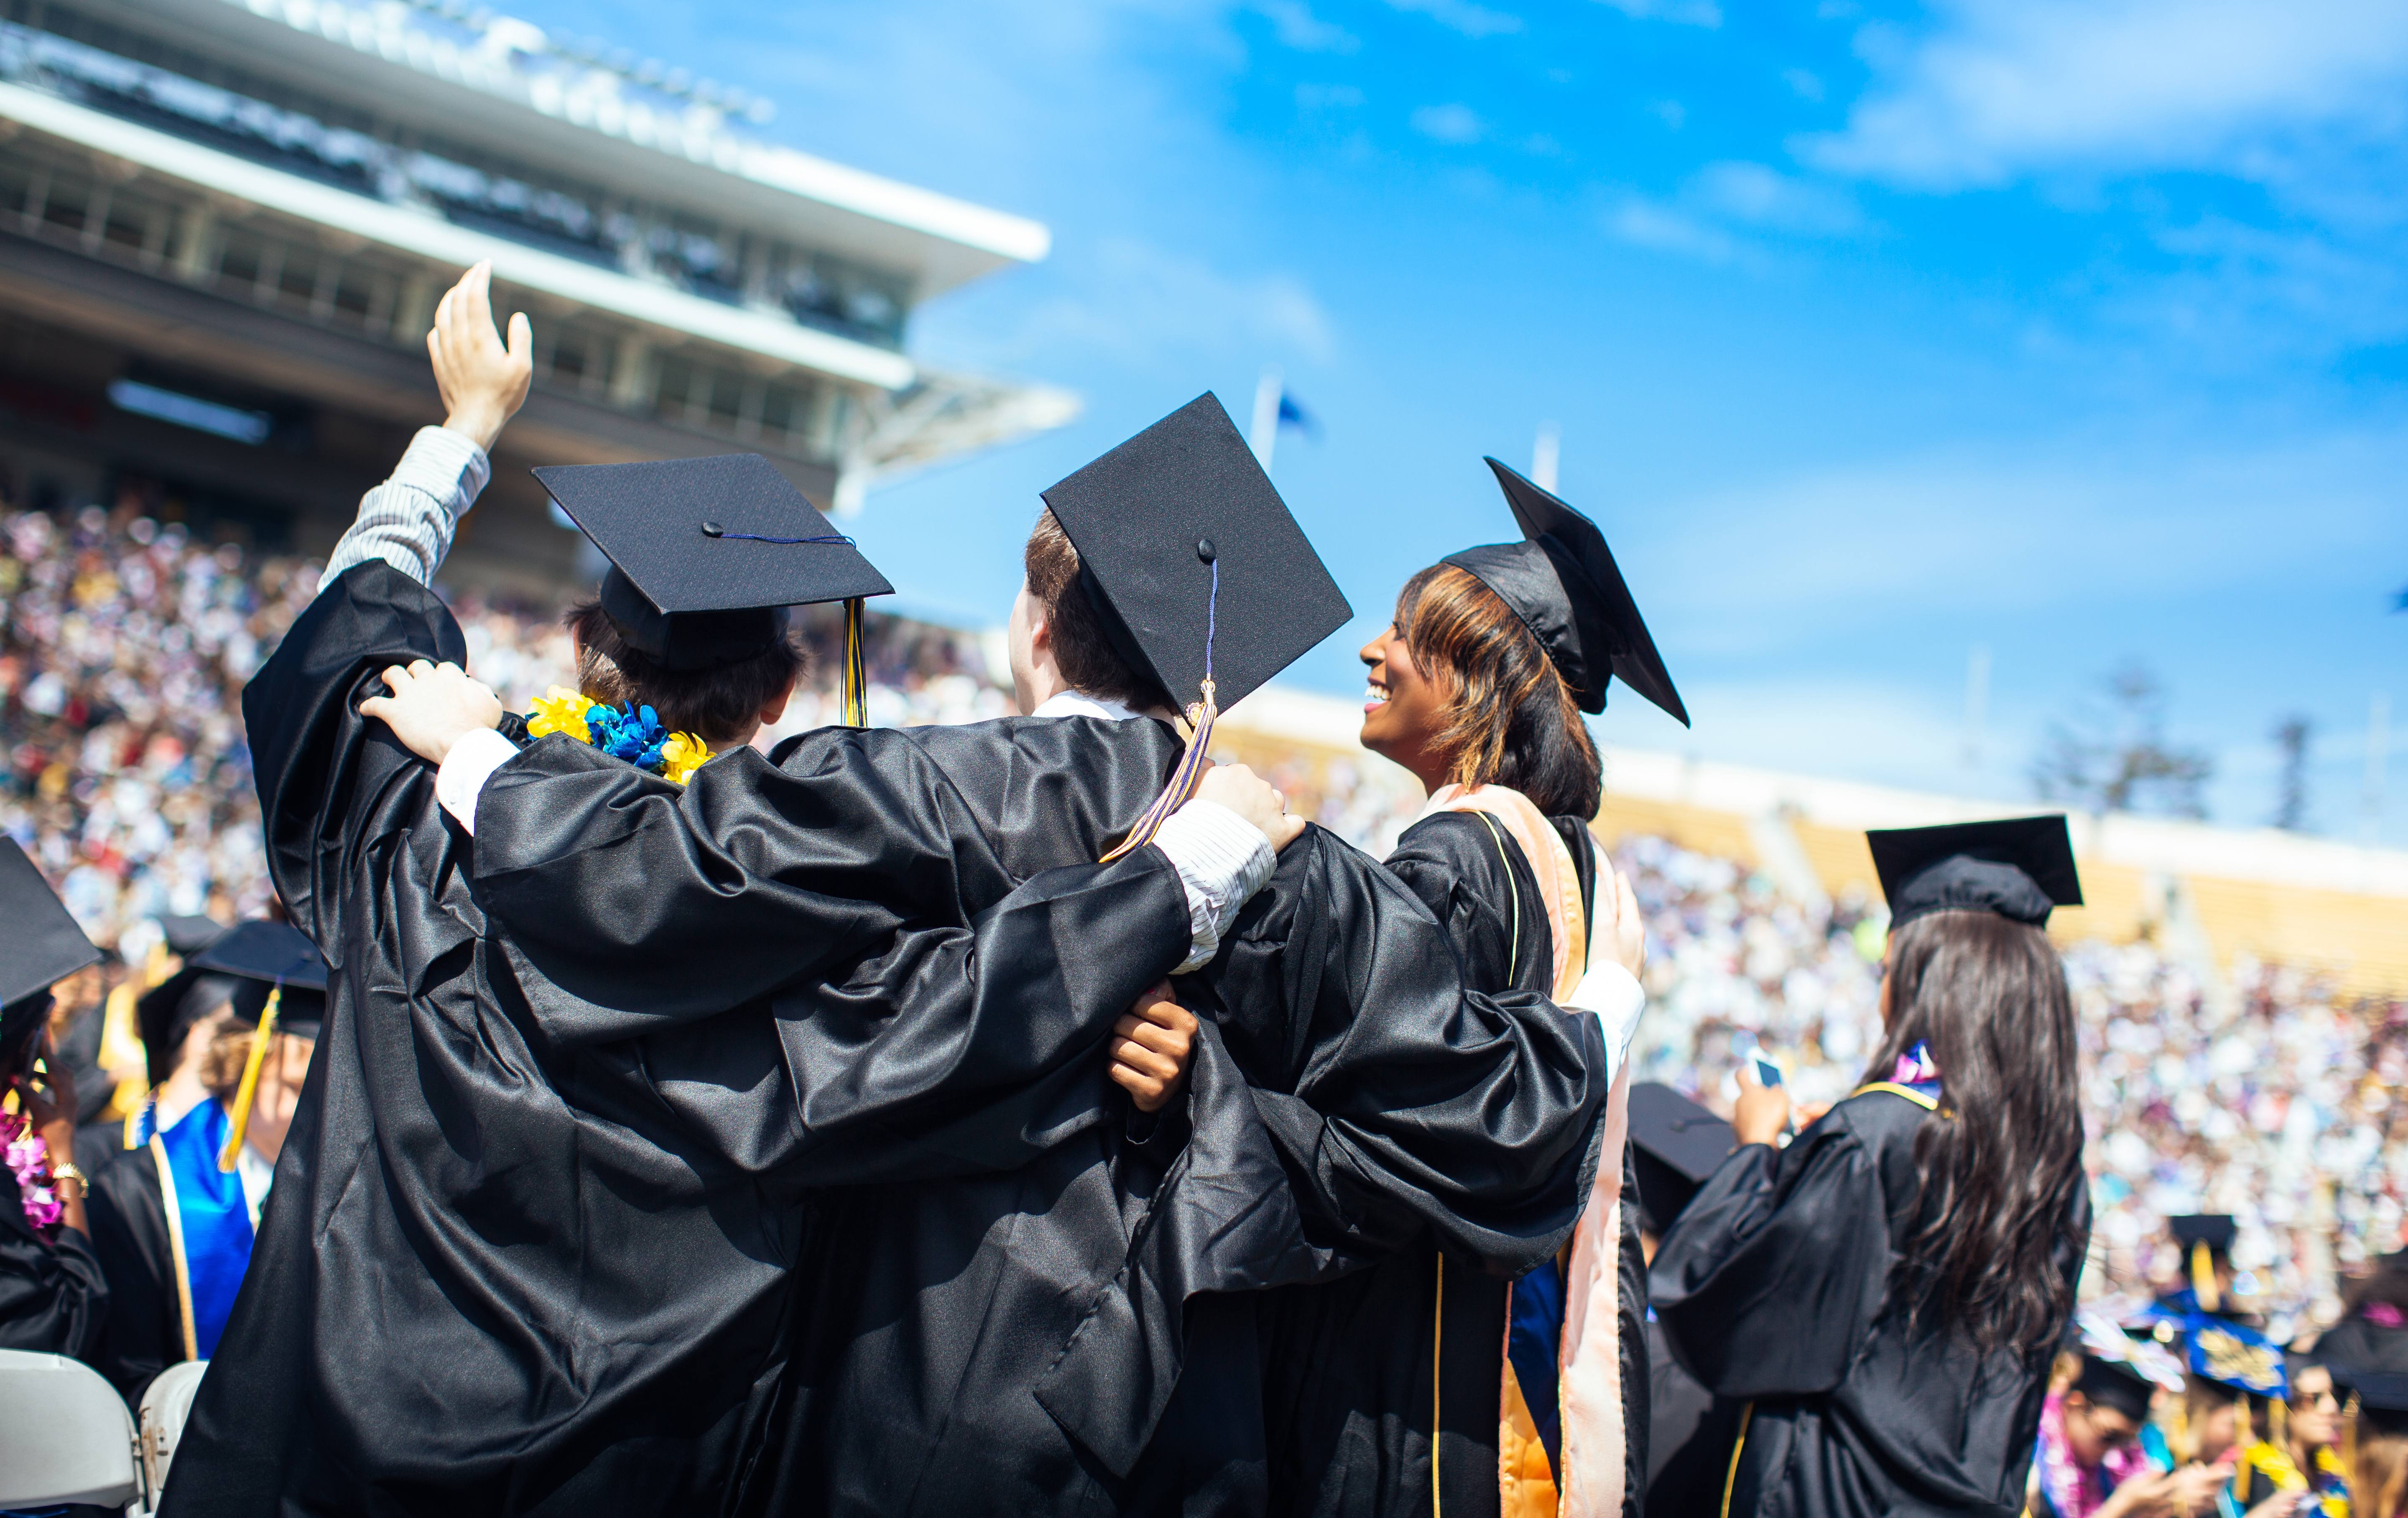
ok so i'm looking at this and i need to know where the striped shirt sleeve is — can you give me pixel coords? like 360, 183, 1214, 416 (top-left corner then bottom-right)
323, 426, 492, 587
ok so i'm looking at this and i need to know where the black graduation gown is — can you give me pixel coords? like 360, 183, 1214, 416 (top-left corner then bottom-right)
85, 1144, 183, 1404
158, 562, 1201, 1518
1645, 1314, 1742, 1516
1648, 1087, 2090, 1518
460, 713, 1613, 1516
0, 1165, 107, 1358
1253, 810, 1648, 1518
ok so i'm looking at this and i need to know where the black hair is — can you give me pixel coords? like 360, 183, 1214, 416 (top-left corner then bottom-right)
1864, 908, 2087, 1361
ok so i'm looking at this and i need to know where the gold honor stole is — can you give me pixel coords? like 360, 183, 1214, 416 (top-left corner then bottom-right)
1423, 784, 1631, 1518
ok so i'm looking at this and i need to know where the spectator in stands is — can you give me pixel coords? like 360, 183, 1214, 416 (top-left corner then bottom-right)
0, 838, 107, 1358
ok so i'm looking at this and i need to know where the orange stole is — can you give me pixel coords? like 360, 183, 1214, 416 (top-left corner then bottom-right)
1422, 786, 1629, 1518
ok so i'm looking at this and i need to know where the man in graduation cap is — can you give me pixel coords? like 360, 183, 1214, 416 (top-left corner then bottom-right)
161, 268, 1293, 1516
1651, 815, 2095, 1518
0, 838, 109, 1358
372, 392, 1630, 1513
85, 920, 323, 1405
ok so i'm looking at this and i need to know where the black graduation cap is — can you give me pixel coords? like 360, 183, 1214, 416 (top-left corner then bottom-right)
1038, 394, 1352, 715
1629, 1081, 1735, 1235
0, 838, 101, 1018
2169, 1215, 2238, 1255
534, 455, 893, 672
191, 920, 327, 1042
1866, 815, 2082, 930
158, 914, 227, 957
2315, 1314, 2408, 1428
1440, 459, 1687, 726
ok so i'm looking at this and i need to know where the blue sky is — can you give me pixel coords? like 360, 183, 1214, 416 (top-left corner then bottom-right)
501, 0, 2408, 843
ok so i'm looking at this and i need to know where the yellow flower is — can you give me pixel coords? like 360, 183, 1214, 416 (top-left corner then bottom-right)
526, 685, 595, 744
658, 731, 714, 786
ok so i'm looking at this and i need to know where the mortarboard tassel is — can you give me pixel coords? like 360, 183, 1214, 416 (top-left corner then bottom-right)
2192, 1240, 2221, 1314
1102, 547, 1221, 864
842, 597, 868, 728
218, 986, 279, 1172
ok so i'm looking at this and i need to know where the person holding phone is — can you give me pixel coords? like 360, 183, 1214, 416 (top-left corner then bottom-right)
1652, 816, 2095, 1518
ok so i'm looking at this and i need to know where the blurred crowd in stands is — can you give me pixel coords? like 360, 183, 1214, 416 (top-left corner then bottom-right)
6, 502, 2403, 1324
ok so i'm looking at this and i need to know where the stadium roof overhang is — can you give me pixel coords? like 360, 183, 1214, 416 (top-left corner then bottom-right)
0, 81, 919, 394
79, 0, 1049, 304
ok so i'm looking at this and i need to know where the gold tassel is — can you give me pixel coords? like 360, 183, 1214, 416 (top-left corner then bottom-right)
2269, 1390, 2288, 1452
218, 987, 279, 1172
842, 597, 867, 728
2193, 1240, 2221, 1314
1101, 681, 1217, 863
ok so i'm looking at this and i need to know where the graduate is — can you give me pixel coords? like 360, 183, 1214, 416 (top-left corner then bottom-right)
2321, 1278, 2408, 1518
1651, 816, 2095, 1518
380, 394, 1630, 1513
2228, 1354, 2349, 1517
1258, 457, 1673, 1518
158, 266, 1286, 1517
85, 919, 322, 1404
2154, 1215, 2267, 1328
0, 838, 108, 1357
2026, 1313, 2203, 1518
1627, 1081, 1746, 1518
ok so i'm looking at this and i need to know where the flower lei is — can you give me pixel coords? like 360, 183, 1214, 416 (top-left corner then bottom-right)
526, 686, 713, 785
2, 1109, 62, 1238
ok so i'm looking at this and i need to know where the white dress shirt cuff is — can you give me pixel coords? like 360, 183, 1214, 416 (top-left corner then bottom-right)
1563, 960, 1646, 1075
1149, 798, 1277, 974
434, 728, 521, 835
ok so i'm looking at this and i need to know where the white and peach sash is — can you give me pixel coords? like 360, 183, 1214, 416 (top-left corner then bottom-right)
1420, 784, 1632, 1518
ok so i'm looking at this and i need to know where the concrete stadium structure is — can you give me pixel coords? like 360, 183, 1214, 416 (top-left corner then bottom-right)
0, 0, 1072, 591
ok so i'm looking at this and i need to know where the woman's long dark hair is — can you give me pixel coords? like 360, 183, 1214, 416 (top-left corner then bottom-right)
1394, 565, 1602, 818
1862, 908, 2086, 1360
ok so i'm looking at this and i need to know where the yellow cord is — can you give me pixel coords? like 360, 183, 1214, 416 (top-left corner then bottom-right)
1431, 1250, 1445, 1516
842, 597, 867, 728
1721, 1401, 1756, 1518
217, 986, 278, 1172
2192, 1239, 2221, 1314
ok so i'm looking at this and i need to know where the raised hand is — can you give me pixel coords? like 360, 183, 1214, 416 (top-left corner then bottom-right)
1109, 982, 1198, 1114
359, 659, 505, 765
428, 261, 533, 451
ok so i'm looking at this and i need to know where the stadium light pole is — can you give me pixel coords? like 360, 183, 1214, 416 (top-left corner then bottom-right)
1532, 421, 1560, 492
1962, 644, 1990, 791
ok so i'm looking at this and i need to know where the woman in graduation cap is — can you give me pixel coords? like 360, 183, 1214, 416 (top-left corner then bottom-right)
0, 839, 110, 1358
1650, 815, 2095, 1518
1252, 457, 1679, 1518
84, 920, 321, 1405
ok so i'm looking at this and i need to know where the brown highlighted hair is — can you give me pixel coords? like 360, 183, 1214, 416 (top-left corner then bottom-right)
1393, 564, 1602, 819
566, 600, 809, 745
1863, 908, 2086, 1362
1023, 510, 1169, 711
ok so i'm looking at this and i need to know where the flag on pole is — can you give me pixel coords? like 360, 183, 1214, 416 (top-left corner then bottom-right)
1249, 363, 1320, 472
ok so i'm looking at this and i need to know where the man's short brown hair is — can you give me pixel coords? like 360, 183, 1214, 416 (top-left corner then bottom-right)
566, 600, 809, 744
1024, 509, 1166, 710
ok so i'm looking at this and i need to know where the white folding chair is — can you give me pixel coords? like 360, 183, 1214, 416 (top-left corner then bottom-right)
0, 1349, 144, 1513
136, 1360, 208, 1503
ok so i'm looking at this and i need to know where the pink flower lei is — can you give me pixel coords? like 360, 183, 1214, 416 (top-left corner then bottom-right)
3, 1109, 63, 1237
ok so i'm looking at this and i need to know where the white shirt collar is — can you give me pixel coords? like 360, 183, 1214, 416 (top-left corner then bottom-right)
1030, 690, 1143, 721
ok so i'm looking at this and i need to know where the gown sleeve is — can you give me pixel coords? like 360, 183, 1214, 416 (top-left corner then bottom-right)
0, 1168, 108, 1360
1214, 828, 1609, 1277
85, 1147, 179, 1403
1645, 1114, 1889, 1400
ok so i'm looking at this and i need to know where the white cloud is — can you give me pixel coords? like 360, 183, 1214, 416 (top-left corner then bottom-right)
1012, 238, 1336, 367
1250, 0, 1359, 54
1596, 0, 1722, 27
1383, 0, 1524, 39
1801, 0, 2408, 189
1604, 197, 1748, 266
1782, 66, 1825, 102
1410, 102, 1486, 144
1691, 160, 1861, 234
